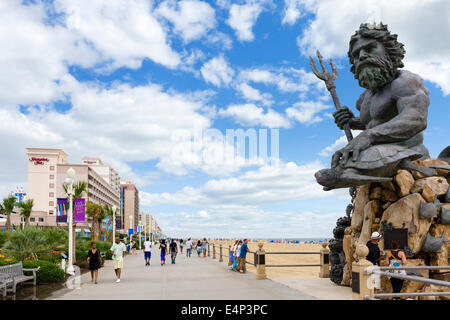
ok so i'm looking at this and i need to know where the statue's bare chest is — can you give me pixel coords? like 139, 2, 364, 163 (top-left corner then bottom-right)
359, 89, 397, 128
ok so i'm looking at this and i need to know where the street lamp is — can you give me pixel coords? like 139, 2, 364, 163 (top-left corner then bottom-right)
112, 205, 116, 242
65, 167, 76, 275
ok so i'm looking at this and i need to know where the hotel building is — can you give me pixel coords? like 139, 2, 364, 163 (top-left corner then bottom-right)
21, 148, 120, 228
121, 181, 139, 232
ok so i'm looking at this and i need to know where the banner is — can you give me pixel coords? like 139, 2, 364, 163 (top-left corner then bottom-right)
128, 228, 134, 235
105, 216, 113, 230
73, 198, 85, 223
56, 198, 68, 223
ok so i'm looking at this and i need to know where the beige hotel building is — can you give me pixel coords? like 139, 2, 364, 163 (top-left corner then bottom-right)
21, 148, 120, 228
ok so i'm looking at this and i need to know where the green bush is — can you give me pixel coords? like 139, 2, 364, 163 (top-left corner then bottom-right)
76, 248, 88, 262
22, 260, 65, 284
0, 230, 11, 247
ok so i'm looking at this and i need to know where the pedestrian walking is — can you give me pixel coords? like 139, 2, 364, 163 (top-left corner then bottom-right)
238, 239, 249, 273
196, 240, 202, 257
202, 238, 208, 257
87, 242, 101, 284
110, 237, 128, 283
169, 239, 178, 264
231, 240, 239, 271
143, 237, 152, 266
160, 239, 167, 266
131, 240, 137, 255
186, 238, 193, 257
180, 239, 184, 254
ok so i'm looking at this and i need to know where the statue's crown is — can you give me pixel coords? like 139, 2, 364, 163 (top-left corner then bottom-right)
360, 22, 388, 31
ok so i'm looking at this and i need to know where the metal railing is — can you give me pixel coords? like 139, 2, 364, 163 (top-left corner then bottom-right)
363, 265, 450, 300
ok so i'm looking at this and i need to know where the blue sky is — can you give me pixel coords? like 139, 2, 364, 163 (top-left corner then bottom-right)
0, 0, 449, 238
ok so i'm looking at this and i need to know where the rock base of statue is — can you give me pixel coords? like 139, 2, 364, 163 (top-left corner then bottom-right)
340, 158, 450, 300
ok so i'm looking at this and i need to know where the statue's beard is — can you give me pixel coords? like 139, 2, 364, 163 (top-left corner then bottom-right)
355, 56, 396, 90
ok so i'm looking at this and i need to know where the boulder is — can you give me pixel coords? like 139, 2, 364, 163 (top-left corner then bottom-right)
394, 170, 415, 197
381, 181, 396, 192
421, 185, 435, 202
351, 184, 370, 233
381, 189, 398, 202
411, 177, 449, 196
358, 200, 380, 245
380, 193, 431, 255
369, 186, 382, 200
429, 224, 450, 271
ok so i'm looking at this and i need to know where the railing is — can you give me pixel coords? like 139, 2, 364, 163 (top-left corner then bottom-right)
351, 244, 450, 300
206, 242, 330, 279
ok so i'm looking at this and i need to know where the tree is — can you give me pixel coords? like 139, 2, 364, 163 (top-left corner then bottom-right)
18, 199, 34, 227
85, 202, 106, 241
3, 226, 47, 260
1, 195, 17, 229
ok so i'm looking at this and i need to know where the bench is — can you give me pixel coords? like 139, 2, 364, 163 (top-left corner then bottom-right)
0, 262, 39, 295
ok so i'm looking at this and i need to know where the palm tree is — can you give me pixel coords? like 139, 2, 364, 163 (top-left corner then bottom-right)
86, 202, 106, 241
18, 199, 34, 227
1, 195, 17, 229
3, 226, 47, 260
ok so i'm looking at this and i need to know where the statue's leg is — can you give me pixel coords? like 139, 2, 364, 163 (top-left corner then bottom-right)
399, 160, 437, 177
315, 167, 393, 190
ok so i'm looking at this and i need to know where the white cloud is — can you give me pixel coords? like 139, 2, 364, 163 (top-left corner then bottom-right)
297, 0, 450, 95
286, 100, 332, 124
219, 104, 291, 128
156, 0, 216, 43
200, 56, 235, 87
226, 0, 268, 42
53, 0, 181, 70
282, 0, 317, 25
198, 210, 209, 218
237, 83, 273, 106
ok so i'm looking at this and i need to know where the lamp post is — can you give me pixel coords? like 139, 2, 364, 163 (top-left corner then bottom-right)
65, 167, 76, 275
138, 220, 142, 250
112, 205, 116, 242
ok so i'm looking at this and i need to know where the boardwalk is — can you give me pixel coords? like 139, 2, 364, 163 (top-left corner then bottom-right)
50, 246, 316, 300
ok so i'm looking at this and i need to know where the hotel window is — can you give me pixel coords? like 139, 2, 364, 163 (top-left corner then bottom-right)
30, 218, 35, 222
50, 166, 55, 171
39, 218, 44, 223
49, 210, 54, 215
49, 183, 54, 189
50, 174, 54, 179
49, 201, 54, 206
49, 192, 54, 197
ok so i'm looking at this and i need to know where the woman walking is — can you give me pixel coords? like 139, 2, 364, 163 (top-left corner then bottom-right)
160, 239, 167, 266
180, 239, 184, 254
196, 240, 202, 257
202, 238, 208, 257
131, 240, 137, 255
169, 239, 178, 264
87, 242, 101, 284
385, 240, 407, 299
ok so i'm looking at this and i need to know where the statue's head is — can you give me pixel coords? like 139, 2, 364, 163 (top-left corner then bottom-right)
348, 23, 405, 90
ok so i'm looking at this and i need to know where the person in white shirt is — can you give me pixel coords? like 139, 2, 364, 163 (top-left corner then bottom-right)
186, 238, 193, 257
143, 238, 152, 266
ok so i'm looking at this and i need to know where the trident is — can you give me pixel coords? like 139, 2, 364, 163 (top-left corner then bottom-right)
309, 50, 353, 142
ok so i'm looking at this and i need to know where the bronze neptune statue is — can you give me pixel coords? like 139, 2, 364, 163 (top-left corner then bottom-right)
312, 23, 437, 191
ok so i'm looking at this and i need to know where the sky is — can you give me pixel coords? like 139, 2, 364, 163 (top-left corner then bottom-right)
0, 0, 449, 239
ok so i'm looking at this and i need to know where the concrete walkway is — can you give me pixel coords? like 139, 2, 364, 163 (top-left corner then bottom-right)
50, 247, 316, 300
271, 277, 352, 300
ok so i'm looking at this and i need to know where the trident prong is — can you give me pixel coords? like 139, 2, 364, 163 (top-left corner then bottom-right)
309, 49, 353, 142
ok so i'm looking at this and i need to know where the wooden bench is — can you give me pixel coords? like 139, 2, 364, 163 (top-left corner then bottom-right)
0, 262, 39, 295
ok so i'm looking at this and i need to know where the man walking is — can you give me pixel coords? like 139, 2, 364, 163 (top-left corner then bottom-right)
169, 239, 178, 264
143, 237, 152, 266
110, 237, 127, 283
238, 239, 249, 274
186, 238, 193, 257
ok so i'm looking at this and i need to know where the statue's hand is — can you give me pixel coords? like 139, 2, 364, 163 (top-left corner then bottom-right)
333, 106, 354, 130
331, 133, 371, 168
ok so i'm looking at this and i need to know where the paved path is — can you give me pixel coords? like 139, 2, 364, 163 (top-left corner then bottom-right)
50, 247, 316, 300
271, 277, 352, 300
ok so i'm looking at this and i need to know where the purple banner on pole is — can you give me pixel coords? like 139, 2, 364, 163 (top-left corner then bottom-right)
73, 198, 85, 223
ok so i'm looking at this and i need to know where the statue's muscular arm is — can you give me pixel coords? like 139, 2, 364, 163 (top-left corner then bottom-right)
348, 93, 367, 130
366, 72, 429, 144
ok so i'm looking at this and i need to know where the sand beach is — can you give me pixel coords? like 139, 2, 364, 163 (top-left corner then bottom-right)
209, 240, 323, 278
